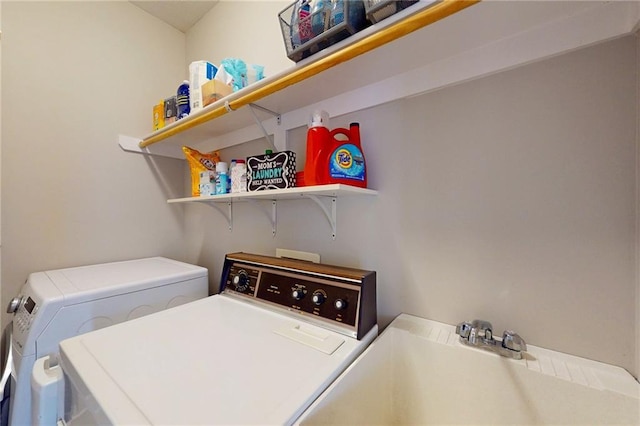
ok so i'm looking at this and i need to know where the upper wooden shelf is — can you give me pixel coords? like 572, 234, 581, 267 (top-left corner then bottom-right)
120, 0, 475, 158
119, 0, 639, 159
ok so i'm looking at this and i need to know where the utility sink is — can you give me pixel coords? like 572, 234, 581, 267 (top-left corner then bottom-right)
298, 314, 639, 425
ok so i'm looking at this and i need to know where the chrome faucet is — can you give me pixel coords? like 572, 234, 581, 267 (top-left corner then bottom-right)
455, 319, 527, 360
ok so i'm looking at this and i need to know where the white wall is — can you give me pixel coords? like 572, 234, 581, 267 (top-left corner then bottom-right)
0, 2, 188, 328
186, 0, 293, 78
185, 5, 639, 377
636, 30, 640, 384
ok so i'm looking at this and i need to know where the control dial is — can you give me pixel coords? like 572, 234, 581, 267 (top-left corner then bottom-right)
292, 288, 305, 300
334, 299, 348, 310
6, 296, 22, 314
311, 290, 326, 306
232, 270, 250, 292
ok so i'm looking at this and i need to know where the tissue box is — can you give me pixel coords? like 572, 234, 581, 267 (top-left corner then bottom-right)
189, 61, 218, 111
202, 80, 233, 107
247, 151, 297, 191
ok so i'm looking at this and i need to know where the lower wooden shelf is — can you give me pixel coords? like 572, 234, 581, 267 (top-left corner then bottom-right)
167, 184, 378, 239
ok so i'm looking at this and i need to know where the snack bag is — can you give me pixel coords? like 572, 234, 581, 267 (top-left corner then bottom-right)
183, 146, 221, 196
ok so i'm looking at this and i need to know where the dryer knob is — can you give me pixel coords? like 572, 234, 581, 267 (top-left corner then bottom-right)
334, 299, 348, 310
292, 289, 305, 300
232, 271, 250, 292
311, 291, 326, 306
7, 297, 22, 314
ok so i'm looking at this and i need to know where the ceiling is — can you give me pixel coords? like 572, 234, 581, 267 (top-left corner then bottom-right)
131, 1, 219, 32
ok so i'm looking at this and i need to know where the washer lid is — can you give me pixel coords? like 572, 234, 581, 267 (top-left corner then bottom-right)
44, 257, 207, 303
60, 294, 375, 425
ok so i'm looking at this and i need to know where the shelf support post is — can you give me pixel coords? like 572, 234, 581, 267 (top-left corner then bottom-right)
306, 195, 337, 240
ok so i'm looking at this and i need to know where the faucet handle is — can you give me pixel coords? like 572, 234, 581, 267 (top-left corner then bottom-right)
471, 319, 493, 340
502, 330, 527, 352
455, 321, 473, 339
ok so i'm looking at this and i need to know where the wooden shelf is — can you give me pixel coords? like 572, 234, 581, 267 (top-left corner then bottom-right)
167, 184, 377, 204
142, 0, 472, 146
119, 1, 639, 159
168, 184, 377, 239
119, 0, 476, 158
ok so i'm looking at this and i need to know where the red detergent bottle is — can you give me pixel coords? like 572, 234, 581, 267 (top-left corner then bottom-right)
324, 122, 367, 188
304, 110, 331, 186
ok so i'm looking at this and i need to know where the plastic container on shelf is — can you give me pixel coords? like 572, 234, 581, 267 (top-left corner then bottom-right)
279, 0, 368, 63
326, 122, 366, 188
330, 0, 345, 27
215, 162, 229, 195
303, 110, 367, 188
231, 160, 248, 193
304, 110, 331, 186
177, 80, 190, 120
311, 0, 329, 37
363, 0, 419, 24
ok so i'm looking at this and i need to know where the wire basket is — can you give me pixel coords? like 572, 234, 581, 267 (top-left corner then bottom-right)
364, 0, 419, 23
279, 0, 368, 63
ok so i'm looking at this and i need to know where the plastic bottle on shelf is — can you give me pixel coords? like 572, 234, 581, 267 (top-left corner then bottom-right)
298, 0, 312, 44
304, 110, 330, 186
326, 122, 367, 188
311, 0, 327, 37
290, 1, 301, 49
215, 162, 229, 195
229, 159, 237, 193
177, 80, 190, 119
330, 0, 344, 28
231, 160, 247, 193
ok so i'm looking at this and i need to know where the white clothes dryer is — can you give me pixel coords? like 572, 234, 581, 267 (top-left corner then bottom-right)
54, 252, 377, 425
7, 257, 208, 426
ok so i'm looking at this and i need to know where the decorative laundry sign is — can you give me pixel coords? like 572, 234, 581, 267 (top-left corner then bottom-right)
247, 151, 297, 191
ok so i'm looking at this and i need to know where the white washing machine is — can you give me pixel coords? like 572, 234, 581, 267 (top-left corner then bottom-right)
7, 257, 208, 426
53, 252, 377, 425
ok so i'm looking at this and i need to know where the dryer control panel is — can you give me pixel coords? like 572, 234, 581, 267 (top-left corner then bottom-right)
10, 295, 38, 339
221, 252, 376, 340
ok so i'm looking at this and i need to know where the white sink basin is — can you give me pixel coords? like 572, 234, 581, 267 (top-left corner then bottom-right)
298, 314, 639, 425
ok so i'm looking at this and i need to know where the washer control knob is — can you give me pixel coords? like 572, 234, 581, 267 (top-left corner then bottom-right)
311, 291, 326, 306
232, 270, 250, 292
292, 289, 305, 300
334, 299, 348, 310
7, 297, 22, 314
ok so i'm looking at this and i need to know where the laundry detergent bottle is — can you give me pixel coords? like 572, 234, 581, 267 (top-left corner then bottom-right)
326, 122, 367, 188
304, 110, 331, 186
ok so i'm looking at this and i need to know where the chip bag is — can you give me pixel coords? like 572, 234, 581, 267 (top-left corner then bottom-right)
183, 146, 221, 196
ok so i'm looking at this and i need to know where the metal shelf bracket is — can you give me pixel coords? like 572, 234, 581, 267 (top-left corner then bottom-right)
204, 201, 233, 232
248, 103, 281, 150
306, 195, 337, 239
248, 199, 278, 237
249, 103, 281, 125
